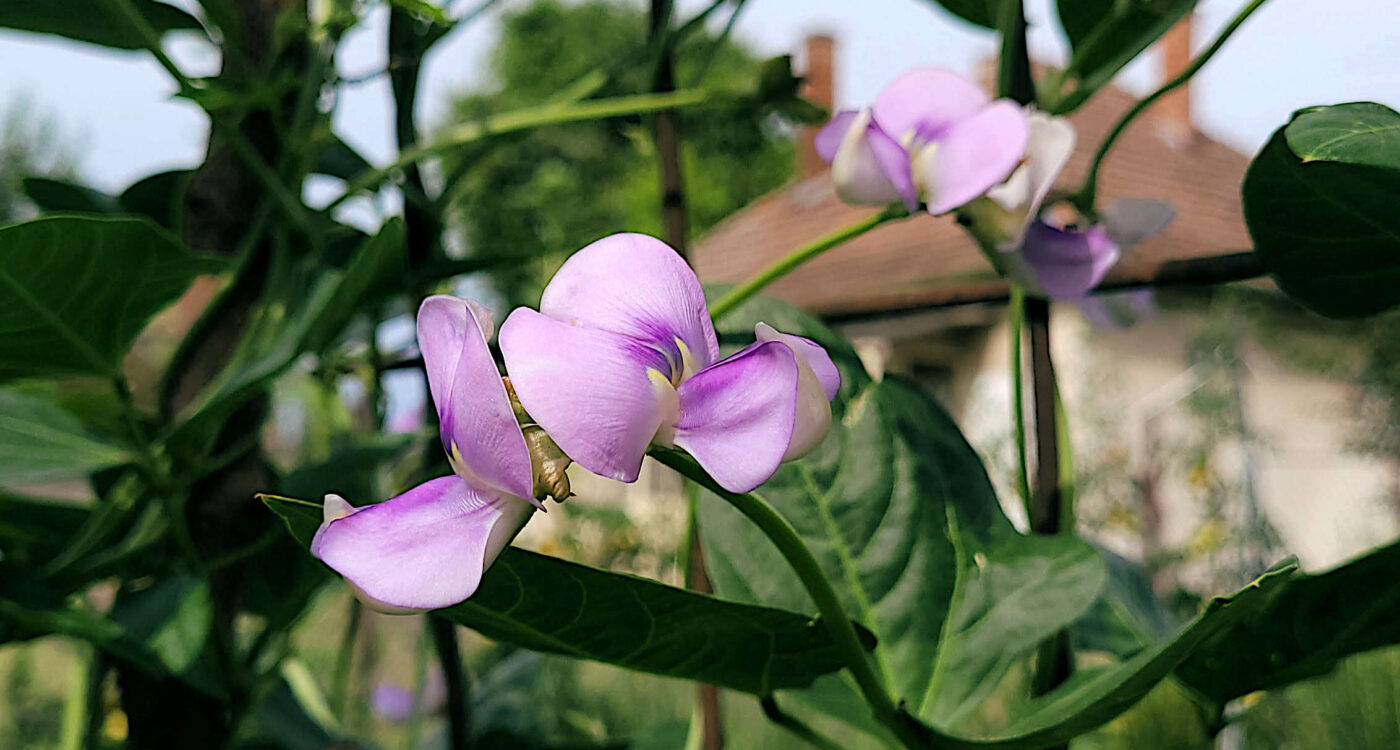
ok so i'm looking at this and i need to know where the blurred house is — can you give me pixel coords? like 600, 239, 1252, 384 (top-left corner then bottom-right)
689, 20, 1399, 582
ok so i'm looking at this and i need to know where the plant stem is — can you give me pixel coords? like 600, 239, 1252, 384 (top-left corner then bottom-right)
708, 204, 909, 321
760, 696, 847, 750
651, 449, 927, 750
1071, 0, 1271, 212
331, 597, 362, 720
429, 615, 473, 750
104, 0, 317, 238
1009, 286, 1033, 517
1024, 297, 1073, 710
326, 87, 727, 211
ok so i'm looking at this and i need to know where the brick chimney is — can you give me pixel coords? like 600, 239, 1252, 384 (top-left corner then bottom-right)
797, 34, 835, 179
1157, 14, 1196, 146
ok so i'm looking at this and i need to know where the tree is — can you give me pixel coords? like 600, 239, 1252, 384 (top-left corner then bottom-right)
0, 97, 78, 222
441, 0, 793, 306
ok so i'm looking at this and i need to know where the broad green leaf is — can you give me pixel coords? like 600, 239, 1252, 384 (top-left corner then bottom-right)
705, 288, 870, 405
1285, 102, 1400, 172
21, 177, 121, 214
0, 0, 204, 49
926, 534, 1107, 727
119, 170, 193, 232
109, 575, 221, 694
238, 674, 340, 750
0, 564, 221, 696
262, 493, 865, 695
696, 296, 1104, 734
1175, 538, 1400, 702
1072, 547, 1173, 658
0, 216, 222, 381
1245, 107, 1400, 318
21, 172, 191, 232
1052, 0, 1194, 113
0, 389, 132, 486
903, 565, 1295, 747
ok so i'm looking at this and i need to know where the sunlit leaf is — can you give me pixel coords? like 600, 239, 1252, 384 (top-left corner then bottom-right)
1285, 102, 1400, 171
0, 389, 131, 486
1052, 0, 1195, 112
0, 216, 222, 381
906, 564, 1294, 746
1245, 104, 1400, 318
695, 296, 1105, 735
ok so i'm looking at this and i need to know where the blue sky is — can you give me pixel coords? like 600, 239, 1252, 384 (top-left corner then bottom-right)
0, 0, 1395, 193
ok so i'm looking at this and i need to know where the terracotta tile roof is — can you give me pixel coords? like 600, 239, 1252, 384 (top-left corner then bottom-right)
692, 83, 1252, 317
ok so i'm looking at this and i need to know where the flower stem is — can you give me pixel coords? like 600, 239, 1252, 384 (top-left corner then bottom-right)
1008, 286, 1033, 516
708, 203, 910, 321
326, 87, 728, 212
651, 448, 927, 750
429, 615, 473, 750
1071, 0, 1272, 213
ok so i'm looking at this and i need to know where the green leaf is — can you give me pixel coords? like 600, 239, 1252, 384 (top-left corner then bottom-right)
312, 135, 374, 182
1072, 547, 1173, 658
0, 389, 132, 486
1176, 538, 1400, 702
926, 534, 1107, 728
697, 377, 1103, 731
21, 178, 121, 214
109, 575, 221, 694
905, 565, 1295, 747
261, 493, 865, 695
0, 564, 221, 696
1052, 0, 1195, 112
119, 170, 193, 232
703, 288, 870, 405
261, 494, 323, 549
697, 296, 1104, 734
1285, 102, 1400, 171
0, 216, 222, 381
917, 0, 1000, 29
1245, 107, 1400, 318
21, 172, 191, 232
0, 0, 204, 50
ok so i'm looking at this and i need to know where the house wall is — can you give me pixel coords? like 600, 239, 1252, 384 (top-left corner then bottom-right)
862, 302, 1398, 577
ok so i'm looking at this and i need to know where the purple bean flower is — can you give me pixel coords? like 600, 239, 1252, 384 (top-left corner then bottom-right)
498, 233, 840, 494
312, 297, 544, 612
816, 68, 1029, 215
965, 113, 1175, 298
1013, 199, 1176, 299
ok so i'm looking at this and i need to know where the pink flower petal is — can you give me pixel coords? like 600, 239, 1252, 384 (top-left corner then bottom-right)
500, 307, 673, 483
313, 477, 535, 612
539, 233, 718, 374
672, 341, 802, 493
918, 101, 1029, 215
873, 67, 989, 142
418, 296, 535, 502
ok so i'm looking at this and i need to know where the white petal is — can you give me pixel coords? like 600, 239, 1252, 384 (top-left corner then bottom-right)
831, 109, 903, 205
